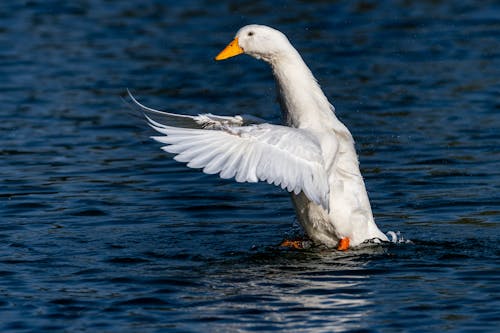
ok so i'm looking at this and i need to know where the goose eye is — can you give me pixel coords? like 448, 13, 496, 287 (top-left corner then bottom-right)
247, 31, 254, 36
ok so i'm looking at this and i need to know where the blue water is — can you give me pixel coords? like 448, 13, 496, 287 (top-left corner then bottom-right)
1, 1, 499, 332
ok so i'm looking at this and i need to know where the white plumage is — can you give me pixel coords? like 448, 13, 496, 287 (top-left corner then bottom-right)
130, 24, 388, 249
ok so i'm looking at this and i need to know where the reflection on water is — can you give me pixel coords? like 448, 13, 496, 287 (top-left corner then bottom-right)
171, 247, 384, 332
0, 0, 499, 332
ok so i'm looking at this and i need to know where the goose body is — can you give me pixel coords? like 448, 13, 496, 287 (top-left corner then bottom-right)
132, 25, 388, 249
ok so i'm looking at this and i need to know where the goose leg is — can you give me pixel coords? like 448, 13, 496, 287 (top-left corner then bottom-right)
280, 238, 308, 249
337, 237, 350, 251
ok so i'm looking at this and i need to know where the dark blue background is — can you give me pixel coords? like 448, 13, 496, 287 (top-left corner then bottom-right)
1, 1, 499, 332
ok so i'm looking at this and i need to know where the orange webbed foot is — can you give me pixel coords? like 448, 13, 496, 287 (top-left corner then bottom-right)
280, 239, 305, 249
337, 237, 350, 251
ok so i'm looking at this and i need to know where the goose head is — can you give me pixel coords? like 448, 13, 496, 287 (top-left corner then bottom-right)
215, 24, 294, 63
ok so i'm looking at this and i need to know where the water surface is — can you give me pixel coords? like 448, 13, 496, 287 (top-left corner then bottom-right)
1, 1, 499, 332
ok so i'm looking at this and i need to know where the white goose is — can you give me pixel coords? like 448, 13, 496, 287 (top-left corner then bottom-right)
131, 24, 388, 250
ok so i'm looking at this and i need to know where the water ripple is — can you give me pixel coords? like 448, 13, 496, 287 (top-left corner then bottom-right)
0, 0, 499, 332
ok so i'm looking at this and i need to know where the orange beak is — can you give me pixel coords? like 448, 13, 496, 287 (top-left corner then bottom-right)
215, 37, 244, 60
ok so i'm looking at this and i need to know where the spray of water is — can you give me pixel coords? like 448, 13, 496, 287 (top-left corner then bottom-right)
386, 231, 412, 244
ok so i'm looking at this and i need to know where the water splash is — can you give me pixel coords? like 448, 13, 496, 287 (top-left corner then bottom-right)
386, 231, 412, 244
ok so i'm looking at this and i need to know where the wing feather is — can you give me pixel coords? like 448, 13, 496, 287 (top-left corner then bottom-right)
147, 120, 330, 209
128, 89, 265, 128
133, 92, 331, 209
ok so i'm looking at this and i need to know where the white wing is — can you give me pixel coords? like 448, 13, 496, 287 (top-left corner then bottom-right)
127, 89, 264, 129
147, 116, 330, 210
